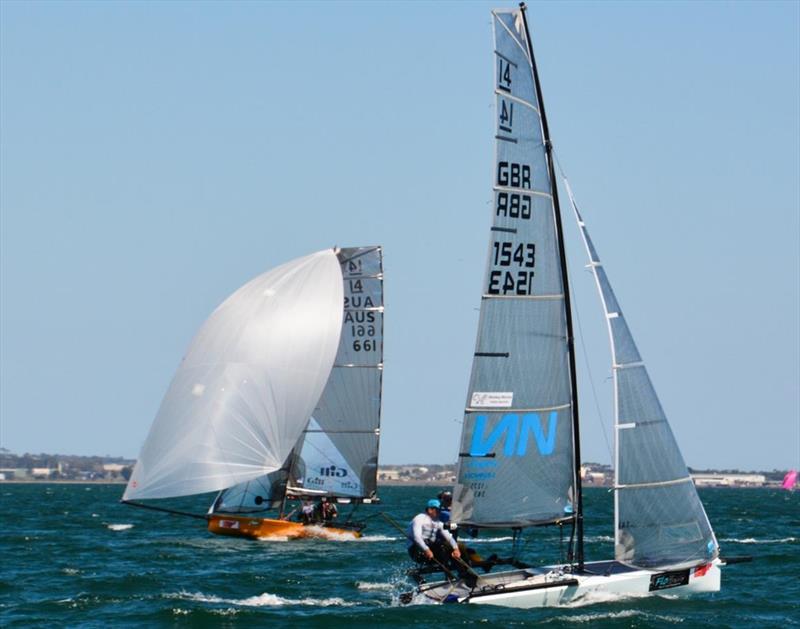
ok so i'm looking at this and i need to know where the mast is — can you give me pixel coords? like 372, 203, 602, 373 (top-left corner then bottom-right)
518, 2, 584, 569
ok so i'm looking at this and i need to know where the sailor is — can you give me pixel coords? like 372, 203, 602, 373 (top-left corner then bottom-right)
406, 499, 461, 566
320, 497, 338, 522
437, 490, 453, 531
300, 499, 315, 524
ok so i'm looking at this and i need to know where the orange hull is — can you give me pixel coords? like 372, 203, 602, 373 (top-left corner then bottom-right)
207, 514, 361, 540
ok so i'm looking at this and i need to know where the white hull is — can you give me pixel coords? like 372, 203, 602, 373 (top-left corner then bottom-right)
415, 559, 721, 608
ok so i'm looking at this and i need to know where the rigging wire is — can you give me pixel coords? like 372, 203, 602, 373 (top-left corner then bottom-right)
552, 149, 614, 464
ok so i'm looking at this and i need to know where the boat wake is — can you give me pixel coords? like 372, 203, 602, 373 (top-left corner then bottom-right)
356, 581, 395, 591
719, 536, 796, 544
544, 609, 686, 624
459, 536, 514, 544
170, 590, 358, 608
107, 524, 134, 531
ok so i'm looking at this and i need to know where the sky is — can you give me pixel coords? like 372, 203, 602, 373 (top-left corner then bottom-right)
1, 1, 798, 472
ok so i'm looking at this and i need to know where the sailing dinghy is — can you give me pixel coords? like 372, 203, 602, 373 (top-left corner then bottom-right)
406, 5, 729, 606
123, 246, 384, 540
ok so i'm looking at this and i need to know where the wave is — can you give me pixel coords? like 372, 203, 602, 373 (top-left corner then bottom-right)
558, 589, 653, 608
107, 524, 134, 531
546, 609, 684, 624
719, 537, 796, 544
170, 590, 357, 608
254, 527, 397, 543
356, 581, 395, 591
460, 535, 613, 544
459, 536, 514, 544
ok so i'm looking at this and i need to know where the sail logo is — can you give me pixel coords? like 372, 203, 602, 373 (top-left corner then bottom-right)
319, 465, 348, 478
469, 412, 558, 457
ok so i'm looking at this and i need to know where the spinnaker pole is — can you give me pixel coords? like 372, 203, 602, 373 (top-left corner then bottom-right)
518, 2, 584, 570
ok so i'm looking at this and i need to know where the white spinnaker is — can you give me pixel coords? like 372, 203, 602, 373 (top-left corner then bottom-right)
123, 249, 344, 501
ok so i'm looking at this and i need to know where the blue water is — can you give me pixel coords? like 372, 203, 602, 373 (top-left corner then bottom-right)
1, 484, 797, 627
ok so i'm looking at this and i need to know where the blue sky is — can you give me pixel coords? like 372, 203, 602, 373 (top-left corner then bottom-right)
1, 1, 798, 471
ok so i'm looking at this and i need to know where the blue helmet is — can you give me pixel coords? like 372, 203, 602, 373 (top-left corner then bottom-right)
427, 498, 441, 510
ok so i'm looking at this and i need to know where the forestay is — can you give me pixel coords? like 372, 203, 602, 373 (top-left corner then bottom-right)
451, 9, 576, 528
566, 183, 719, 569
123, 250, 344, 501
289, 246, 384, 499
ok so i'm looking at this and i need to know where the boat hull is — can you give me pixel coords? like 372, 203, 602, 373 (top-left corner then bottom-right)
207, 514, 361, 540
413, 559, 721, 608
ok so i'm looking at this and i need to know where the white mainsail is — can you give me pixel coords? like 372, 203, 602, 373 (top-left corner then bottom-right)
123, 249, 344, 501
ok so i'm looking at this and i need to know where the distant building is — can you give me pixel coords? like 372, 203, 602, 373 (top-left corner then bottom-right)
103, 464, 126, 473
692, 473, 765, 487
31, 467, 53, 479
378, 469, 402, 481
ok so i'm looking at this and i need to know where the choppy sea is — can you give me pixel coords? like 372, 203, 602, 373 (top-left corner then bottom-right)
0, 484, 797, 627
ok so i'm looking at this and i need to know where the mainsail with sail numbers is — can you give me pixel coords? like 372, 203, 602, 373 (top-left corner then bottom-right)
450, 8, 579, 529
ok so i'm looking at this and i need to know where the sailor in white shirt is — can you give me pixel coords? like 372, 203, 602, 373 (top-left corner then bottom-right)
406, 499, 461, 565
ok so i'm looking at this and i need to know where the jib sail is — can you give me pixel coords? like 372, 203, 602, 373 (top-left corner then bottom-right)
568, 185, 718, 569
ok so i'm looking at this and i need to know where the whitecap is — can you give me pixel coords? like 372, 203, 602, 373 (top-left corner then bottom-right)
355, 534, 398, 542
459, 536, 514, 544
719, 536, 796, 544
550, 609, 684, 624
558, 589, 653, 608
62, 568, 80, 575
108, 523, 134, 531
584, 535, 614, 543
356, 581, 395, 591
171, 590, 358, 607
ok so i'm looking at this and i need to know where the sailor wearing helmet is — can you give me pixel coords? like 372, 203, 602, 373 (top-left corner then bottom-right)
406, 498, 461, 566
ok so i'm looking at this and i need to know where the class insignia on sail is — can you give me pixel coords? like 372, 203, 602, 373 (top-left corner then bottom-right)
122, 246, 385, 541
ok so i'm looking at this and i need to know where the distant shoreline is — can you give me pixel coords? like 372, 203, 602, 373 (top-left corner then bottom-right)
0, 479, 787, 489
